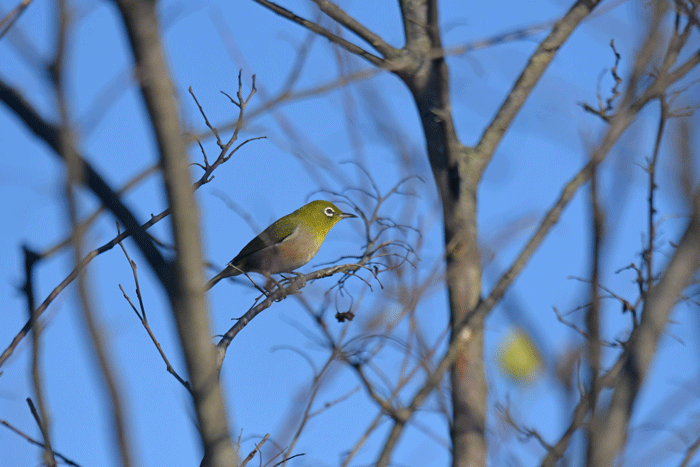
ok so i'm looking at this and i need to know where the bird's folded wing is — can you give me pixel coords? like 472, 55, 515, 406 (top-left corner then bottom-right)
232, 220, 297, 263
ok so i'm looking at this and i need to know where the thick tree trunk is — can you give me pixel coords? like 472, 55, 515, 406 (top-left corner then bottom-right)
399, 1, 486, 464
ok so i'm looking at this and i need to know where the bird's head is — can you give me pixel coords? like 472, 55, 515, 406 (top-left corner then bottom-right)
293, 200, 357, 243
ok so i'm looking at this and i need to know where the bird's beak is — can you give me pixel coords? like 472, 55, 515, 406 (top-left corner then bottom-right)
339, 212, 358, 219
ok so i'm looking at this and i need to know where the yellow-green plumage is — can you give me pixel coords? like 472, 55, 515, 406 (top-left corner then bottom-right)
206, 200, 356, 290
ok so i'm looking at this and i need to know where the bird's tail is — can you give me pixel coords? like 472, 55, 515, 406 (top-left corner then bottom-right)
205, 266, 237, 290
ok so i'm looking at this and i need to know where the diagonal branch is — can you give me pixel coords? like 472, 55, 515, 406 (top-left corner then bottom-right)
375, 58, 668, 462
0, 418, 80, 466
202, 19, 568, 142
590, 196, 700, 464
0, 0, 33, 39
0, 79, 168, 282
0, 78, 258, 371
252, 0, 386, 67
0, 207, 171, 369
309, 0, 399, 58
52, 0, 133, 462
216, 263, 365, 358
113, 1, 237, 466
25, 246, 56, 467
473, 0, 602, 178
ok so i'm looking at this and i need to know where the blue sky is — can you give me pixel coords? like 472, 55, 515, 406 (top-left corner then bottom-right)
2, 0, 699, 466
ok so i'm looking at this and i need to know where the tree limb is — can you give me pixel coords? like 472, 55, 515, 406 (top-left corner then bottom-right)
252, 0, 386, 67
113, 0, 236, 465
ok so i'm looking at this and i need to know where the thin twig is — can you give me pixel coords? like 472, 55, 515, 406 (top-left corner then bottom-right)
25, 247, 56, 467
26, 398, 56, 466
644, 98, 668, 294
0, 0, 33, 39
308, 0, 398, 58
116, 225, 192, 393
252, 0, 385, 67
0, 75, 261, 371
239, 433, 270, 467
0, 418, 81, 466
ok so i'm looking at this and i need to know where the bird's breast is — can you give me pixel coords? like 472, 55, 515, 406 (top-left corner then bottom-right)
275, 226, 321, 266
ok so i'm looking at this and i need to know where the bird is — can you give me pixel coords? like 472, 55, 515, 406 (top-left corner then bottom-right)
206, 200, 357, 290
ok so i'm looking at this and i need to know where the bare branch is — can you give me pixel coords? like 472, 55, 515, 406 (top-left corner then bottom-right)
474, 0, 603, 178
252, 0, 385, 67
113, 0, 236, 464
0, 76, 258, 371
116, 227, 192, 393
26, 398, 56, 467
309, 0, 398, 58
0, 0, 33, 39
25, 246, 56, 467
0, 79, 168, 281
0, 418, 81, 466
590, 190, 700, 464
239, 434, 269, 467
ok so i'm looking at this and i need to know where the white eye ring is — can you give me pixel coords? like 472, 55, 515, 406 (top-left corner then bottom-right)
324, 207, 335, 217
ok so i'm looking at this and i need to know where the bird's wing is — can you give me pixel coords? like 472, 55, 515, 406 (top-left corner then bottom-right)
232, 220, 297, 263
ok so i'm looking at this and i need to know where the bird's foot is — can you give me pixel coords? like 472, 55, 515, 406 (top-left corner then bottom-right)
264, 276, 283, 293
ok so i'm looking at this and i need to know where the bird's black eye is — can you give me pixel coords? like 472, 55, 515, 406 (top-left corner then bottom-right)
324, 207, 335, 217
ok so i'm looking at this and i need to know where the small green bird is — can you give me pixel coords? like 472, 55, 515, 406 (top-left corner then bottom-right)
206, 200, 357, 290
